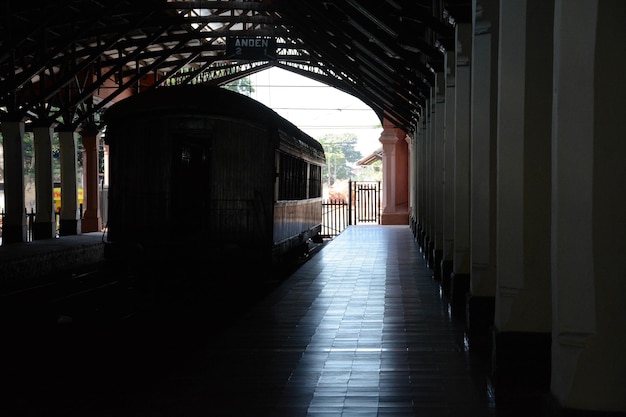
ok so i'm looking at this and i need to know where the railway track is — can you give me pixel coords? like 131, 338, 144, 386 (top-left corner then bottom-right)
1, 237, 328, 330
1, 240, 329, 417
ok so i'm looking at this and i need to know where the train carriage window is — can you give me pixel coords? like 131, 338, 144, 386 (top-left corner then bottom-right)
278, 152, 307, 200
308, 164, 322, 198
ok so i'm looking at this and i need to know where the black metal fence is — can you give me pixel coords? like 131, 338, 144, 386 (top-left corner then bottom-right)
1, 183, 378, 242
321, 199, 349, 238
1, 208, 67, 243
353, 181, 381, 224
321, 180, 381, 239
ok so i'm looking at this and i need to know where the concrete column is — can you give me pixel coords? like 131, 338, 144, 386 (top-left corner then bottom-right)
101, 143, 110, 226
413, 117, 421, 244
423, 93, 434, 265
408, 127, 418, 235
441, 51, 456, 290
79, 125, 102, 232
450, 22, 472, 317
32, 125, 56, 240
420, 113, 429, 246
493, 0, 554, 401
58, 130, 81, 236
550, 1, 626, 413
467, 0, 499, 347
102, 144, 110, 186
1, 121, 27, 243
416, 114, 428, 248
432, 72, 446, 279
495, 0, 526, 334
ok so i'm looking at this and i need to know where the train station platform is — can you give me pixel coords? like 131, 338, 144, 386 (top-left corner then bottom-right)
1, 225, 542, 417
0, 232, 106, 289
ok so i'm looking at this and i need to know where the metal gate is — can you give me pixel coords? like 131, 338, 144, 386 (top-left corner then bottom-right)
321, 180, 381, 238
352, 181, 381, 224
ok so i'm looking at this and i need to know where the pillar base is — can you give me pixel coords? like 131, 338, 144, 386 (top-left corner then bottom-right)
449, 272, 470, 318
541, 394, 626, 417
1, 224, 27, 244
81, 216, 102, 233
380, 212, 408, 225
466, 295, 495, 352
440, 260, 453, 297
432, 248, 442, 281
440, 259, 453, 284
426, 238, 435, 269
416, 224, 425, 248
32, 221, 56, 240
59, 219, 81, 236
410, 217, 418, 238
491, 329, 551, 403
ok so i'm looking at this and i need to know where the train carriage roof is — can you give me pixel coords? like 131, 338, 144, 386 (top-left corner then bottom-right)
103, 84, 325, 161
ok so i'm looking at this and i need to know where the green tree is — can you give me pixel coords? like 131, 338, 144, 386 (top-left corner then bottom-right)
225, 76, 255, 96
354, 159, 382, 182
0, 131, 82, 185
318, 133, 362, 186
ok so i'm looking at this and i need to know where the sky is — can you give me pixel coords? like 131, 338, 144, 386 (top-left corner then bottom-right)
248, 67, 383, 157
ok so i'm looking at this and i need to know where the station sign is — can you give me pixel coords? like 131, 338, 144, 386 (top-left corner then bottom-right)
225, 37, 277, 60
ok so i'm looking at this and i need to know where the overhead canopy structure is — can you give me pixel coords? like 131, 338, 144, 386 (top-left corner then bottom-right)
0, 0, 471, 134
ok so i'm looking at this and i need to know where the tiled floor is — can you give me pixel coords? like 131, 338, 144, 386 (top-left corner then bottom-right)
3, 225, 539, 416
118, 225, 513, 416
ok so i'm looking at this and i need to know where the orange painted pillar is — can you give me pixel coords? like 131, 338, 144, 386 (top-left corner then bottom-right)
79, 125, 103, 232
379, 118, 409, 225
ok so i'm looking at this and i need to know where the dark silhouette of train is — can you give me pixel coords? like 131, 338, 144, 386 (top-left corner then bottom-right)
102, 85, 326, 289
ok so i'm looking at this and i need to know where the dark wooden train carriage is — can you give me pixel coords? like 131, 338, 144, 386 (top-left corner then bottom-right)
103, 85, 325, 274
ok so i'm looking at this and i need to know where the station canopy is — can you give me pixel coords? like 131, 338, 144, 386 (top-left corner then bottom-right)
0, 0, 471, 135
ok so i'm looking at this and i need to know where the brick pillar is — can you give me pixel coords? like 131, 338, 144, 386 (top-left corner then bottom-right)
379, 118, 409, 225
79, 125, 102, 233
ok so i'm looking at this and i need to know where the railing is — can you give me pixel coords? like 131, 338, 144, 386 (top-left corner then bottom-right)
1, 208, 72, 243
1, 183, 376, 242
321, 199, 349, 238
353, 181, 381, 224
321, 180, 382, 239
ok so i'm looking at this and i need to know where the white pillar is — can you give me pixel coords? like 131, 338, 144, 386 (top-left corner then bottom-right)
417, 112, 428, 244
492, 0, 554, 400
408, 126, 418, 232
495, 0, 553, 331
32, 125, 56, 239
467, 0, 498, 343
1, 121, 27, 243
450, 22, 472, 316
495, 0, 527, 328
432, 71, 446, 278
551, 1, 626, 412
58, 130, 81, 235
424, 91, 434, 261
441, 51, 456, 286
470, 1, 497, 298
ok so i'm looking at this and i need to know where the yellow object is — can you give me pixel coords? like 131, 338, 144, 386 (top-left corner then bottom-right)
53, 187, 84, 211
